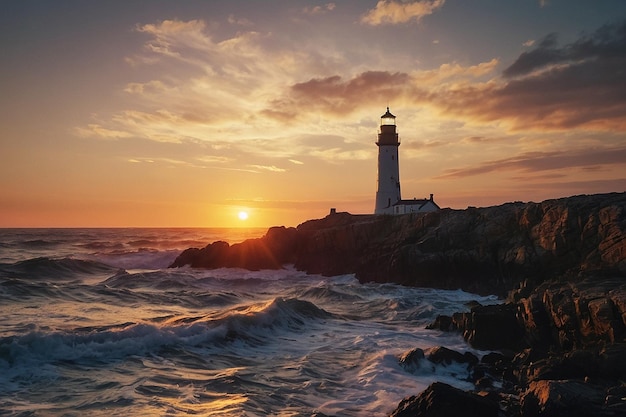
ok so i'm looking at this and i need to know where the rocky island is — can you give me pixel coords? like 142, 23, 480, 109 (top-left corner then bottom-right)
171, 192, 626, 416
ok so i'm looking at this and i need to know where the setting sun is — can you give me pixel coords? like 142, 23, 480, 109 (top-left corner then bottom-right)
238, 211, 249, 221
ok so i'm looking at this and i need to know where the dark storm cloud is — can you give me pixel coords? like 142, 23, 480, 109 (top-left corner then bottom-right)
503, 20, 626, 77
432, 19, 626, 131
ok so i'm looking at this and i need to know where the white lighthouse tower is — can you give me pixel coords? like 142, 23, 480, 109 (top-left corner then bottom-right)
374, 107, 401, 214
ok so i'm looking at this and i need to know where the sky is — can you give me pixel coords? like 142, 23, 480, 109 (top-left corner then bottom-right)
1, 0, 625, 228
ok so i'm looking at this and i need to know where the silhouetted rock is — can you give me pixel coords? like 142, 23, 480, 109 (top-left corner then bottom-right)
425, 346, 478, 367
388, 382, 499, 417
169, 226, 297, 270
453, 303, 526, 350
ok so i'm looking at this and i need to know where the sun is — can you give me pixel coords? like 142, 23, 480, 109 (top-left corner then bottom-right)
238, 211, 249, 221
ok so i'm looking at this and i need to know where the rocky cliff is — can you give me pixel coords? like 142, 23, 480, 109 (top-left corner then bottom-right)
171, 192, 626, 296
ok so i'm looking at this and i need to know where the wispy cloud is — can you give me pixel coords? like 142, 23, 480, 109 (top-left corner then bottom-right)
74, 124, 134, 140
303, 3, 336, 15
361, 0, 445, 26
437, 146, 626, 179
248, 164, 287, 173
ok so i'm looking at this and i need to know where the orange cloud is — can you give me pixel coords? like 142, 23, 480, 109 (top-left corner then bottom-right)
263, 71, 413, 120
361, 0, 445, 25
74, 124, 134, 140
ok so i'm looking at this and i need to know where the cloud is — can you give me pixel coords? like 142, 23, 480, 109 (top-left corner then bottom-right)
248, 164, 287, 173
415, 59, 499, 82
292, 134, 372, 162
74, 124, 134, 140
503, 21, 626, 78
437, 146, 626, 179
125, 155, 233, 169
263, 71, 412, 120
227, 14, 254, 26
431, 20, 626, 131
123, 80, 168, 94
136, 19, 211, 60
78, 13, 626, 174
361, 0, 445, 26
303, 3, 336, 15
262, 59, 498, 121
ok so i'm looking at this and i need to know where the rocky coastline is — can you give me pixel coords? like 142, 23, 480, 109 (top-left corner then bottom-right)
170, 192, 626, 416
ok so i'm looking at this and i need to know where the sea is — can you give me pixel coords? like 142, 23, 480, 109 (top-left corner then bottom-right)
0, 228, 500, 416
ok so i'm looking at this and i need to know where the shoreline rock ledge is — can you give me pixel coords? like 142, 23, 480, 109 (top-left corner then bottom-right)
170, 192, 625, 296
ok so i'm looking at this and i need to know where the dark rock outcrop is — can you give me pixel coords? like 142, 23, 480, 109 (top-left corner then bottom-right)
169, 226, 298, 270
389, 382, 499, 417
520, 380, 606, 417
171, 192, 626, 296
424, 276, 626, 416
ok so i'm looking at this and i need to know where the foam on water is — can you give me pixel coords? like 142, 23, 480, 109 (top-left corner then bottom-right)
0, 229, 502, 416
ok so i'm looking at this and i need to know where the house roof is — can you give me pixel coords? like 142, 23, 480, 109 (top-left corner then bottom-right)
394, 198, 441, 209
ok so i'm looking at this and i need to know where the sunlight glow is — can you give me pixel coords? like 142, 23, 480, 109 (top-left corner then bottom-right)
238, 211, 249, 221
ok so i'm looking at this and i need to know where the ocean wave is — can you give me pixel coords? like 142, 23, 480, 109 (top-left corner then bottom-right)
0, 322, 180, 368
97, 270, 242, 308
101, 270, 205, 290
87, 248, 181, 270
0, 277, 79, 301
161, 297, 334, 345
77, 241, 125, 250
0, 257, 118, 281
298, 284, 365, 303
0, 297, 332, 372
21, 239, 63, 248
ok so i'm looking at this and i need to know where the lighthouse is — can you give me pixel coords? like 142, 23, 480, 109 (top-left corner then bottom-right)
373, 107, 440, 215
374, 107, 401, 214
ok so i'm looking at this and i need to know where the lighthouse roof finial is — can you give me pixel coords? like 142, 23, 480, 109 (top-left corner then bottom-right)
381, 107, 395, 119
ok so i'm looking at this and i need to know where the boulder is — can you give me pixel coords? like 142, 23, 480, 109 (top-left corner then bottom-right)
169, 226, 297, 270
425, 346, 478, 367
399, 348, 425, 372
388, 382, 498, 417
520, 380, 605, 417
